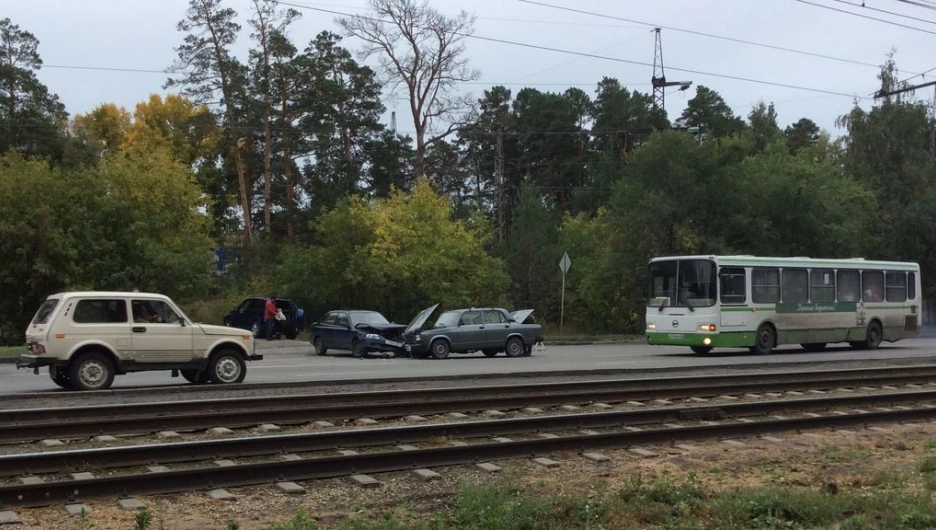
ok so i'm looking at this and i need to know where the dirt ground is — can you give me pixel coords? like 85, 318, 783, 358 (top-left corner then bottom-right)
10, 420, 936, 530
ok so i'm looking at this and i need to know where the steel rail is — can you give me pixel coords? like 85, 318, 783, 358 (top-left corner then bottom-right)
2, 366, 936, 444
1, 389, 934, 479
2, 402, 935, 507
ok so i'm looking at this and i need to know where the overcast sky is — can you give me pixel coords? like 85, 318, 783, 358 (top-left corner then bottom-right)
6, 0, 936, 136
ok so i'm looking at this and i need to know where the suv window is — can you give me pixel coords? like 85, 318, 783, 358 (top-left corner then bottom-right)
483, 310, 507, 324
460, 311, 482, 325
323, 312, 337, 325
248, 299, 266, 312
32, 299, 60, 324
132, 299, 183, 324
73, 299, 128, 324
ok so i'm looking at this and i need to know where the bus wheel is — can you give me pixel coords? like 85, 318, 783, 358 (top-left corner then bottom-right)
690, 346, 712, 355
866, 321, 883, 349
752, 324, 775, 355
801, 343, 827, 352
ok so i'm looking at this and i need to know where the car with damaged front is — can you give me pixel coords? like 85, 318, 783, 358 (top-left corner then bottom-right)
309, 310, 407, 358
403, 304, 542, 359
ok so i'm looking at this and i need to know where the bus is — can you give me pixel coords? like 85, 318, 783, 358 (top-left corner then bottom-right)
644, 255, 921, 355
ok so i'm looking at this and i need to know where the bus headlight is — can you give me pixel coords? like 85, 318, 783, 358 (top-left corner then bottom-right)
646, 323, 656, 330
703, 337, 712, 346
699, 324, 716, 332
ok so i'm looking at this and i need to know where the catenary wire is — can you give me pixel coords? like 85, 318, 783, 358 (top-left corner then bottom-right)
516, 0, 914, 73
793, 0, 936, 35
275, 1, 871, 100
828, 0, 936, 25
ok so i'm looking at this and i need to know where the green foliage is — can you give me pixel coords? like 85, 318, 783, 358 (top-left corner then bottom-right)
134, 509, 152, 530
0, 149, 214, 344
273, 507, 319, 530
276, 179, 509, 324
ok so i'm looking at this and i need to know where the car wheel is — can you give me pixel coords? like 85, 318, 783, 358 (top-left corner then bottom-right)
752, 324, 776, 355
68, 352, 115, 391
250, 319, 262, 338
314, 337, 328, 356
181, 369, 210, 384
208, 350, 246, 384
482, 349, 498, 357
505, 337, 525, 358
351, 339, 365, 358
49, 366, 72, 390
430, 339, 450, 359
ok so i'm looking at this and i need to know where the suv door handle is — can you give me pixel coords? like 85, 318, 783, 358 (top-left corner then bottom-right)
132, 327, 147, 333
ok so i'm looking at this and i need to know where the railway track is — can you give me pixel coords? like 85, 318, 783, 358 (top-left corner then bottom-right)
1, 390, 934, 507
3, 365, 936, 443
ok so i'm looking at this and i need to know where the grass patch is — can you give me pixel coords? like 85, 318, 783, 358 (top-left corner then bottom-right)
261, 476, 936, 530
0, 345, 22, 358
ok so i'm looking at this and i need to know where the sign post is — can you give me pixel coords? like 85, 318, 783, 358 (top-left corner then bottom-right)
559, 252, 571, 335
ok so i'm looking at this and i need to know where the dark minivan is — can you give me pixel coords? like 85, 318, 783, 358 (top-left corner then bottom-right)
224, 297, 304, 339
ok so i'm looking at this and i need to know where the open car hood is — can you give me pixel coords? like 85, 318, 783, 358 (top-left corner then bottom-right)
356, 322, 406, 333
511, 309, 534, 324
405, 303, 439, 334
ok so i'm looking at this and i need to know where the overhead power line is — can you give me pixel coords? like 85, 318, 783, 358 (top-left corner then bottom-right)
829, 0, 936, 25
277, 1, 871, 100
891, 0, 936, 12
793, 0, 936, 35
516, 0, 911, 73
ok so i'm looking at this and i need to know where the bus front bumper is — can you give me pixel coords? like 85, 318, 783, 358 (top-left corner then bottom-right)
645, 331, 754, 348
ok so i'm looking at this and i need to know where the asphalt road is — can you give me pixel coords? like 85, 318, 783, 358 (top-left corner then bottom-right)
4, 337, 936, 395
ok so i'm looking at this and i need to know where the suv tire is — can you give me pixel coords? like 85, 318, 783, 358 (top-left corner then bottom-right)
208, 350, 246, 384
181, 369, 210, 384
68, 352, 115, 391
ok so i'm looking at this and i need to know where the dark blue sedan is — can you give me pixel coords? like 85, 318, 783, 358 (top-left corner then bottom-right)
310, 310, 407, 358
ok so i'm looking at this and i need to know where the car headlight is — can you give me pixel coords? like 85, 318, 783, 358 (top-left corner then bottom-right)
415, 334, 422, 341
365, 333, 381, 340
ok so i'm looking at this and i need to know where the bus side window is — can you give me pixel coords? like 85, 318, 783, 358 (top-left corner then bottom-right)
862, 271, 884, 303
909, 272, 917, 301
752, 268, 780, 304
885, 271, 907, 303
781, 269, 808, 303
809, 268, 835, 303
719, 267, 746, 304
837, 270, 860, 302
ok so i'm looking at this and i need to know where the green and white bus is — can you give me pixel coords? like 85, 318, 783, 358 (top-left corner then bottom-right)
644, 255, 922, 355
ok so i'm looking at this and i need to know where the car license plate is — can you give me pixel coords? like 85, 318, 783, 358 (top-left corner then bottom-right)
385, 340, 403, 348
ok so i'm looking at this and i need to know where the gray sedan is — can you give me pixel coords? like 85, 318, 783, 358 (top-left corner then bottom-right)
403, 305, 542, 359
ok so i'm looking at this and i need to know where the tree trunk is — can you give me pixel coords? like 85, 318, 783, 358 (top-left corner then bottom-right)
233, 147, 252, 243
263, 114, 272, 232
284, 146, 295, 242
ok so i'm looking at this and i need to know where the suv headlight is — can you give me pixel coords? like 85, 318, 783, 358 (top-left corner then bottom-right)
365, 333, 381, 340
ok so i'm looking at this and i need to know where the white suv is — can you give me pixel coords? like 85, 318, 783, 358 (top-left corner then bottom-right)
16, 292, 262, 391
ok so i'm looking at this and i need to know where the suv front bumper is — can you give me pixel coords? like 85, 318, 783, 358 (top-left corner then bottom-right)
16, 354, 65, 370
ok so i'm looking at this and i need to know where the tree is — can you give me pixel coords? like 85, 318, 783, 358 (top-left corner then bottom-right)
0, 18, 67, 160
123, 94, 219, 167
504, 183, 560, 320
70, 103, 132, 161
248, 0, 300, 233
300, 32, 386, 215
747, 101, 782, 151
784, 117, 820, 154
166, 0, 254, 243
275, 179, 509, 323
591, 77, 667, 158
676, 85, 746, 139
338, 0, 481, 177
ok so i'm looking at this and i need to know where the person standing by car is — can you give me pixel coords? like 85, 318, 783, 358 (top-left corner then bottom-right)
264, 295, 277, 340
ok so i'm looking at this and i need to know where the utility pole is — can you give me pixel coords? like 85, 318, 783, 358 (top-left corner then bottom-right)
390, 111, 397, 133
495, 130, 506, 242
873, 80, 936, 156
651, 28, 692, 111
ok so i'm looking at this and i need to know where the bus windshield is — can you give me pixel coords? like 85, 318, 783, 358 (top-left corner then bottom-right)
648, 259, 717, 308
